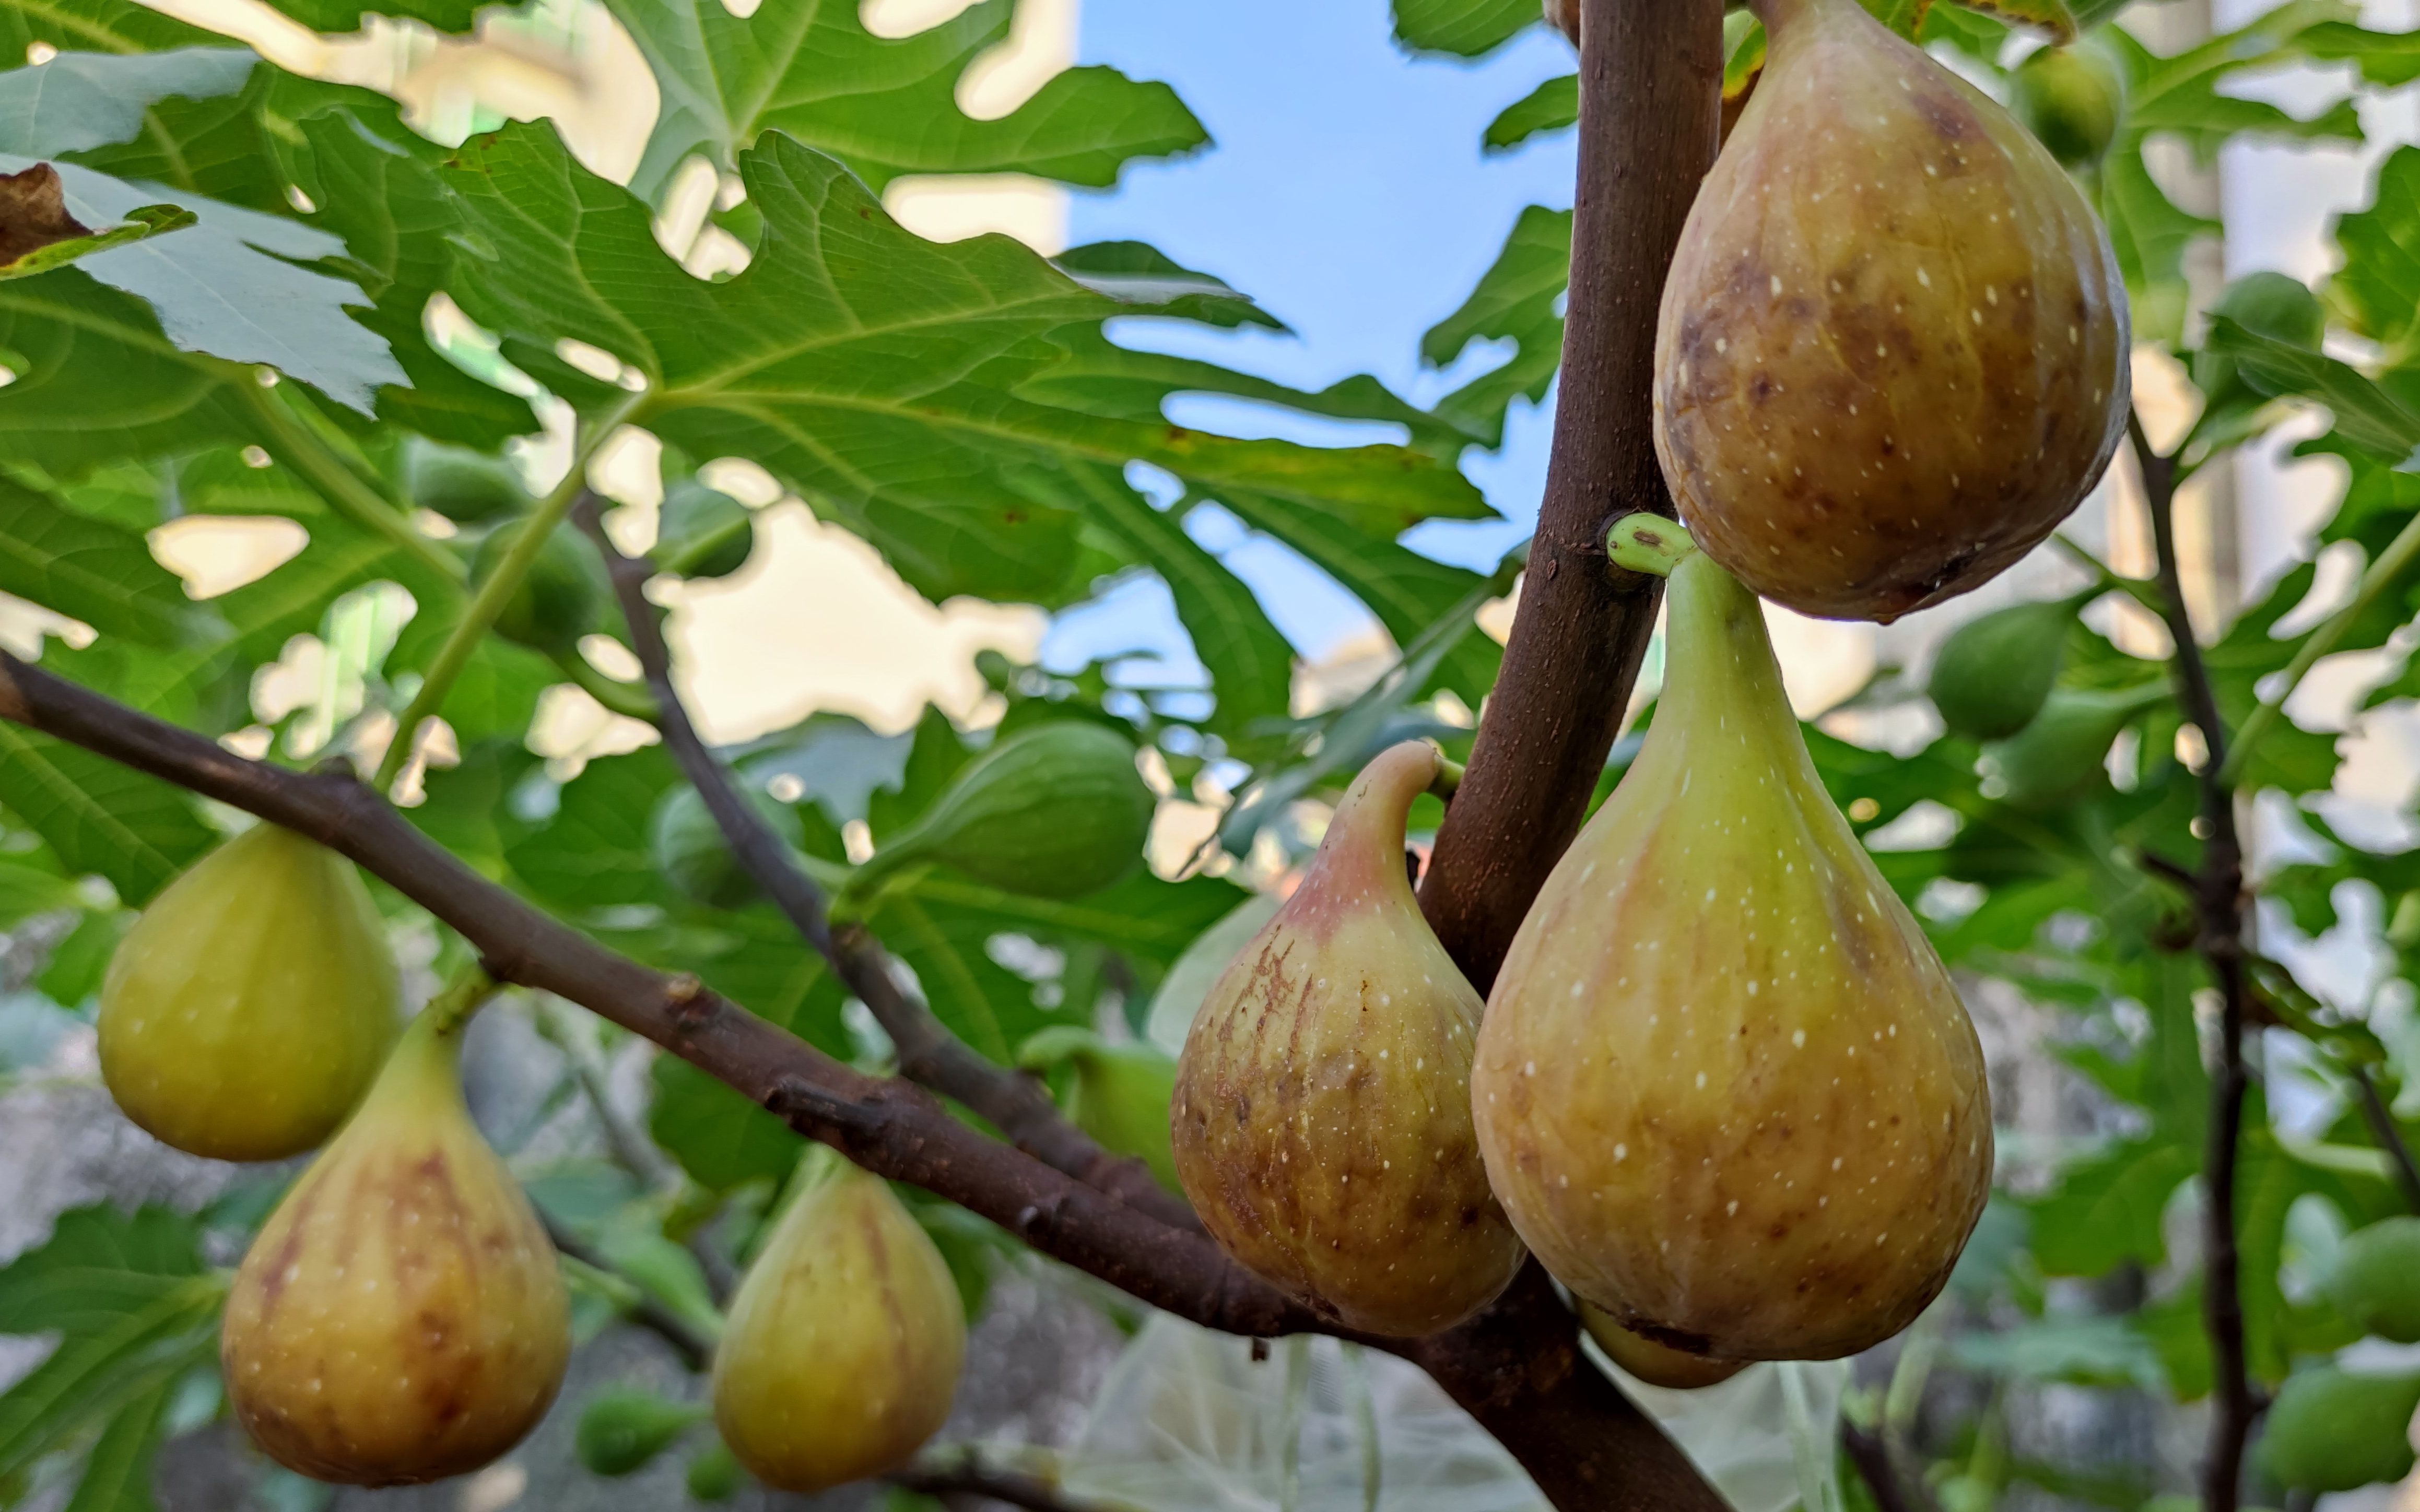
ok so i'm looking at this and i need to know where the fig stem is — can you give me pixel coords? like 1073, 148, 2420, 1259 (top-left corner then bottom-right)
1605, 514, 1699, 578
374, 388, 650, 792
1428, 752, 1466, 801
423, 962, 499, 1038
242, 382, 466, 587
2220, 501, 2420, 789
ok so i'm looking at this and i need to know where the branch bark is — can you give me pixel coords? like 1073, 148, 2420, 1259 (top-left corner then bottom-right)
0, 652, 1736, 1509
0, 649, 1304, 1340
2132, 415, 2257, 1512
1420, 0, 1721, 993
571, 496, 1193, 1233
2352, 1065, 2420, 1214
1401, 1, 1731, 1507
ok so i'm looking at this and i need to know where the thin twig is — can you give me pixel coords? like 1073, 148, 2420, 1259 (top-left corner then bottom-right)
2133, 411, 2258, 1512
1840, 1419, 1931, 1512
542, 1213, 714, 1371
375, 393, 646, 788
571, 494, 1196, 1232
242, 382, 465, 586
2351, 1065, 2420, 1214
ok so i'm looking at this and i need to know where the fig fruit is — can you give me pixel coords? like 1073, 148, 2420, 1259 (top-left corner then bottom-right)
1474, 540, 1991, 1362
577, 1388, 709, 1476
2329, 1216, 2420, 1344
1926, 591, 2091, 742
1652, 0, 2130, 623
222, 1008, 572, 1485
1982, 683, 2164, 811
713, 1153, 965, 1493
1170, 740, 1525, 1337
2010, 43, 2124, 170
1018, 1026, 1182, 1193
470, 518, 602, 652
651, 783, 808, 909
686, 1439, 744, 1501
656, 478, 755, 580
2258, 1365, 2420, 1492
404, 439, 528, 524
1581, 1303, 1747, 1390
2194, 271, 2325, 406
850, 722, 1154, 902
99, 822, 402, 1162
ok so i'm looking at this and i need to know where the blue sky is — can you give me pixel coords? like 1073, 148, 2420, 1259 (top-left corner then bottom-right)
1039, 0, 1578, 679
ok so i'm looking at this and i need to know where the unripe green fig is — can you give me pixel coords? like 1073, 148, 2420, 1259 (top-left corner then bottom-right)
712, 1153, 965, 1493
2194, 271, 2325, 402
221, 1009, 572, 1485
650, 784, 808, 909
99, 823, 402, 1162
1580, 1302, 1747, 1390
686, 1439, 743, 1501
1927, 592, 2090, 741
1983, 684, 2164, 811
1475, 551, 1990, 1361
2258, 1365, 2420, 1492
470, 519, 601, 652
1170, 741, 1526, 1337
577, 1388, 709, 1476
2330, 1216, 2420, 1343
656, 479, 754, 580
1653, 0, 2130, 622
1019, 1026, 1182, 1192
852, 723, 1154, 901
404, 439, 529, 524
2010, 44, 2124, 169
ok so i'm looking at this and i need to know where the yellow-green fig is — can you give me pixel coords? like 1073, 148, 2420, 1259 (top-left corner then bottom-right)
221, 1009, 571, 1485
99, 822, 402, 1162
1580, 1303, 1747, 1390
1474, 545, 1990, 1362
1653, 0, 2129, 623
713, 1153, 965, 1493
1170, 740, 1525, 1338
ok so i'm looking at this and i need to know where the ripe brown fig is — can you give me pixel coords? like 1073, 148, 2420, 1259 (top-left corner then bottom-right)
1171, 740, 1525, 1338
100, 822, 402, 1162
1652, 0, 2129, 623
713, 1153, 966, 1492
221, 1009, 571, 1485
1474, 537, 1990, 1362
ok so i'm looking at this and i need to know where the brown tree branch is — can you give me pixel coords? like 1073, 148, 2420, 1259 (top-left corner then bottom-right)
1398, 1, 1732, 1508
2351, 1065, 2420, 1214
570, 495, 1193, 1233
0, 652, 1734, 1510
1420, 0, 1721, 993
0, 649, 1302, 1339
2132, 413, 2258, 1512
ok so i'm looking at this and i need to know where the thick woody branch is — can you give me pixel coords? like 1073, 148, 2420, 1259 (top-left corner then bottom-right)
570, 497, 1193, 1231
0, 649, 1736, 1510
0, 650, 1302, 1339
1419, 0, 1723, 993
1401, 0, 1732, 1507
2133, 415, 2258, 1512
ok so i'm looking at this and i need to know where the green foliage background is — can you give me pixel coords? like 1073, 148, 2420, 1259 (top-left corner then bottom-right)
0, 0, 2416, 1505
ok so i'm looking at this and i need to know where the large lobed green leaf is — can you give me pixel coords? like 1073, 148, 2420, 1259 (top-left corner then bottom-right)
608, 0, 1207, 200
